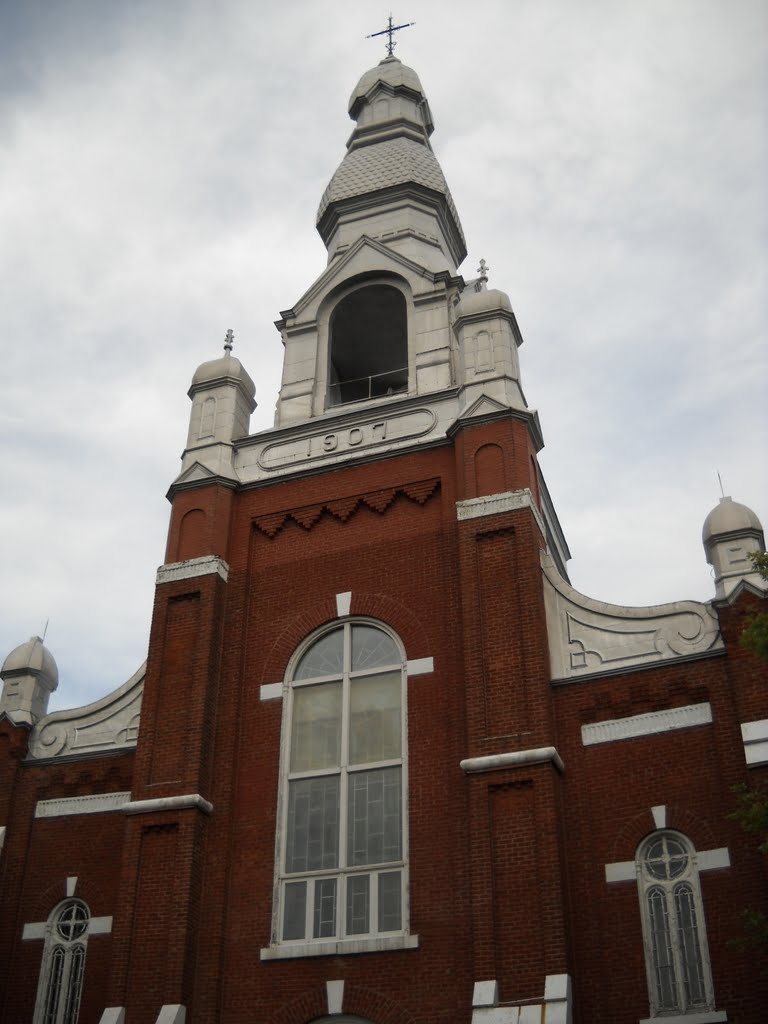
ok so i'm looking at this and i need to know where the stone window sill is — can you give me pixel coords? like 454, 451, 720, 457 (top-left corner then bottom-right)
639, 1011, 726, 1024
260, 933, 419, 961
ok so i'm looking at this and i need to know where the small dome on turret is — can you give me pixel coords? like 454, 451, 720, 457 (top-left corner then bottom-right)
189, 330, 255, 399
191, 354, 255, 395
2, 635, 58, 688
349, 57, 426, 115
702, 496, 764, 543
456, 287, 513, 318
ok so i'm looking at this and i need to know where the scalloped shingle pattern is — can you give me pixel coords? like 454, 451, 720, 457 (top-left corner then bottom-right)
317, 137, 465, 244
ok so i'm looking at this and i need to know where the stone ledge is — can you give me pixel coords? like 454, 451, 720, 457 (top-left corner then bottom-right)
260, 933, 418, 961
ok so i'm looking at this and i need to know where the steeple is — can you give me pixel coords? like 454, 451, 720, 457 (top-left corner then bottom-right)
317, 56, 466, 272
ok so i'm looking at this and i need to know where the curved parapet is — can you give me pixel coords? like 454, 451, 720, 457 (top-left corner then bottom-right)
542, 555, 723, 682
27, 662, 144, 760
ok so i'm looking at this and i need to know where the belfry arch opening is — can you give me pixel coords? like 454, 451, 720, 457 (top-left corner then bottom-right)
328, 284, 408, 406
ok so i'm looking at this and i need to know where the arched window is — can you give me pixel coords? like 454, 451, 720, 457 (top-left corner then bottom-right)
637, 832, 715, 1016
277, 621, 407, 945
34, 900, 89, 1024
328, 284, 408, 406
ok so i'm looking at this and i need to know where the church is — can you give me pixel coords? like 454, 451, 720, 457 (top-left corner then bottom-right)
1, 46, 767, 1024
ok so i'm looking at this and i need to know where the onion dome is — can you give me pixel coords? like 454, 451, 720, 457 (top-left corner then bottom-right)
316, 56, 466, 267
702, 495, 764, 544
2, 635, 58, 690
456, 288, 514, 318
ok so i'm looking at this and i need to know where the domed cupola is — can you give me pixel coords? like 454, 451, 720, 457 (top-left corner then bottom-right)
702, 495, 766, 599
1, 635, 59, 725
179, 329, 256, 481
316, 56, 466, 271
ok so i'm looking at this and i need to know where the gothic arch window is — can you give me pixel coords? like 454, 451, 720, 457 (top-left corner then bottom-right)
637, 831, 715, 1016
276, 620, 408, 946
328, 284, 408, 406
33, 899, 90, 1024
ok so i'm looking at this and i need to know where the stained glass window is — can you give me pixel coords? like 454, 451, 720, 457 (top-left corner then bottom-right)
279, 621, 407, 944
35, 901, 89, 1024
638, 832, 714, 1016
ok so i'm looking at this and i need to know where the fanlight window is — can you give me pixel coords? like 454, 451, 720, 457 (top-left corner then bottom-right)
637, 832, 715, 1016
34, 900, 89, 1024
278, 621, 407, 944
328, 285, 408, 406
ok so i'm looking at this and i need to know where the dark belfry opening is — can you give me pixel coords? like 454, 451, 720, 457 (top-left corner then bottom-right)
328, 285, 408, 406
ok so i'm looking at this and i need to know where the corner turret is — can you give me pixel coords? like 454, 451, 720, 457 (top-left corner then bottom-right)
0, 635, 59, 725
702, 495, 766, 599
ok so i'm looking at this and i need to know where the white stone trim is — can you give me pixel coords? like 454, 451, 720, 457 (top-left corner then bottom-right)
66, 876, 77, 896
741, 718, 768, 766
582, 703, 712, 747
456, 489, 547, 538
259, 682, 283, 701
326, 980, 344, 1014
156, 556, 229, 585
406, 657, 434, 676
460, 746, 564, 775
605, 861, 636, 883
22, 921, 47, 940
472, 981, 499, 1007
35, 792, 131, 818
156, 1007, 186, 1024
698, 847, 731, 872
639, 1013, 726, 1024
98, 1010, 125, 1024
606, 847, 730, 885
651, 805, 666, 829
260, 934, 419, 960
89, 916, 113, 935
336, 591, 352, 617
123, 794, 213, 815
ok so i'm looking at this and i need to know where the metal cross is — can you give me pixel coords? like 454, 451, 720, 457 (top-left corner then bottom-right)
366, 14, 415, 57
224, 329, 234, 354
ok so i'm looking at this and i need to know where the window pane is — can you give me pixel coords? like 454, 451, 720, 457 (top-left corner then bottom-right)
347, 766, 402, 866
351, 625, 399, 671
346, 874, 370, 935
645, 835, 688, 880
675, 882, 706, 1006
286, 777, 339, 873
290, 682, 342, 771
313, 877, 337, 938
648, 886, 678, 1011
62, 945, 86, 1024
294, 628, 344, 679
349, 672, 401, 764
378, 871, 402, 932
44, 947, 65, 1024
282, 881, 307, 940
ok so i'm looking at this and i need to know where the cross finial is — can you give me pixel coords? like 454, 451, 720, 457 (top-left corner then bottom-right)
366, 14, 415, 57
477, 258, 489, 282
224, 329, 234, 354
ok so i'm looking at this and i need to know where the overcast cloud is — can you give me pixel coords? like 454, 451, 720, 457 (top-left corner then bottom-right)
1, 0, 766, 712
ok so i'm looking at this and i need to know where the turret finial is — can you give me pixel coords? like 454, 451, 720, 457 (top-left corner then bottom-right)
366, 14, 415, 57
224, 329, 234, 354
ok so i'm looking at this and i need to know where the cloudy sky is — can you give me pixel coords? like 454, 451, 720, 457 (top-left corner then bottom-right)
1, 0, 765, 712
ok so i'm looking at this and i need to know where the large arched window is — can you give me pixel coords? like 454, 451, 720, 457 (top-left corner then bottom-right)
328, 284, 408, 406
637, 831, 715, 1016
277, 621, 407, 946
34, 900, 89, 1024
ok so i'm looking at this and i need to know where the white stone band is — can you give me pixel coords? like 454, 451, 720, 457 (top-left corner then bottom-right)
460, 746, 564, 775
122, 794, 213, 815
456, 489, 547, 539
582, 703, 712, 747
36, 792, 131, 818
156, 556, 229, 585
